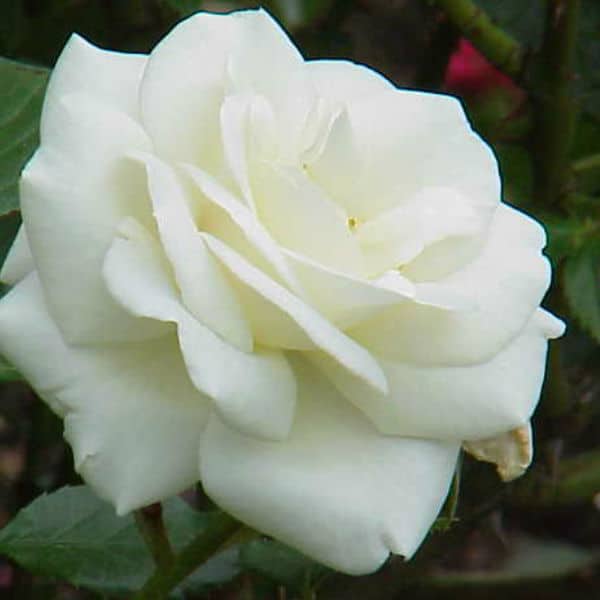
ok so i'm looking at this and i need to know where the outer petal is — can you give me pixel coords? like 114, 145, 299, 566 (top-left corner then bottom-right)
464, 423, 533, 481
200, 358, 459, 575
225, 9, 304, 105
139, 11, 236, 168
306, 59, 394, 101
317, 309, 564, 440
21, 94, 167, 344
140, 8, 301, 171
0, 273, 209, 514
0, 226, 33, 285
40, 33, 146, 132
103, 219, 296, 441
350, 204, 553, 366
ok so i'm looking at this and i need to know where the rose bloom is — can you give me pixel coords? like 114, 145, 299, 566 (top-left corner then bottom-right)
0, 10, 563, 574
444, 39, 522, 99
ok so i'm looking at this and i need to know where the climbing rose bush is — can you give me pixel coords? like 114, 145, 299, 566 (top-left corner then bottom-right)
0, 9, 563, 574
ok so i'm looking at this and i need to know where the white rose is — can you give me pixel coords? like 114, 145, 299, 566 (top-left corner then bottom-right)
0, 9, 563, 574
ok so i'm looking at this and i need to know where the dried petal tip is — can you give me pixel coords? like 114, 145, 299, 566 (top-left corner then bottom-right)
463, 423, 533, 482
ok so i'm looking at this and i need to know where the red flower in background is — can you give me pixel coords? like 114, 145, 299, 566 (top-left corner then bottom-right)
444, 39, 520, 97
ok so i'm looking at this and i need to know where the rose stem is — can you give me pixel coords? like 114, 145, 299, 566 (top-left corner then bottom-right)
134, 503, 175, 570
427, 0, 524, 79
133, 511, 240, 600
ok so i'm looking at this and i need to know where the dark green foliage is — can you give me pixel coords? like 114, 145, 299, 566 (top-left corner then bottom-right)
564, 242, 600, 343
0, 486, 241, 596
0, 59, 48, 217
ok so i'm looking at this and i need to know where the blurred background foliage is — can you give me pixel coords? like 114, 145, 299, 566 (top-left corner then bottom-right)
0, 0, 599, 598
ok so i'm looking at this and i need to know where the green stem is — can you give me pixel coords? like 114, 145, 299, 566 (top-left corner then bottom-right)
572, 152, 600, 175
532, 0, 580, 209
133, 512, 240, 600
428, 0, 524, 78
134, 504, 175, 571
529, 1, 580, 427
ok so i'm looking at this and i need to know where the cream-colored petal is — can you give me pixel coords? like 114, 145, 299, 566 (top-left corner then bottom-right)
356, 186, 487, 277
139, 11, 235, 169
138, 154, 252, 351
306, 59, 394, 102
285, 249, 414, 330
220, 94, 255, 205
200, 358, 459, 575
140, 8, 301, 172
463, 422, 534, 481
203, 232, 388, 393
252, 162, 365, 276
316, 309, 564, 440
103, 220, 296, 441
225, 9, 304, 109
183, 163, 301, 293
309, 89, 499, 220
351, 204, 553, 366
21, 94, 166, 344
0, 273, 208, 513
40, 33, 146, 131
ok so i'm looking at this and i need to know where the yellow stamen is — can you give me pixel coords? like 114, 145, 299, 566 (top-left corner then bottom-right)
347, 216, 360, 231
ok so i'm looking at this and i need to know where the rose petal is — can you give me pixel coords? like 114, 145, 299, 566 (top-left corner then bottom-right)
41, 33, 146, 132
354, 186, 488, 278
200, 357, 459, 575
140, 12, 234, 168
252, 162, 365, 276
463, 422, 534, 481
140, 8, 301, 172
309, 89, 499, 220
103, 220, 296, 441
202, 232, 388, 393
225, 8, 303, 92
350, 204, 552, 366
219, 94, 255, 205
306, 59, 394, 101
285, 249, 414, 329
315, 308, 564, 440
21, 94, 167, 344
183, 163, 302, 293
0, 273, 209, 514
137, 153, 252, 351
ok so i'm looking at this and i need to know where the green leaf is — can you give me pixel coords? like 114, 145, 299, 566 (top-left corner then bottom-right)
564, 241, 600, 343
0, 209, 20, 271
0, 485, 240, 595
0, 353, 22, 382
0, 57, 48, 217
542, 215, 598, 266
239, 539, 327, 589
